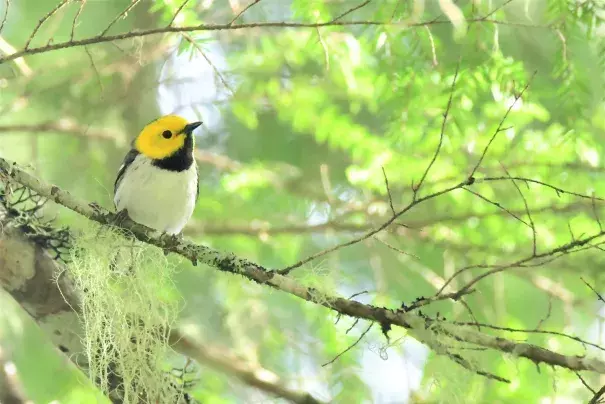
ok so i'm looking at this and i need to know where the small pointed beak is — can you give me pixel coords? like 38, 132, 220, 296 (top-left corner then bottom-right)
184, 121, 202, 134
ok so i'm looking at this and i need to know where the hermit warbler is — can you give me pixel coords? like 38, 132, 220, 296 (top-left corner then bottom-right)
113, 115, 202, 235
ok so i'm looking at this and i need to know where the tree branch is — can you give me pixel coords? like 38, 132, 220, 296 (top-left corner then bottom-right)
1, 156, 605, 377
1, 18, 549, 66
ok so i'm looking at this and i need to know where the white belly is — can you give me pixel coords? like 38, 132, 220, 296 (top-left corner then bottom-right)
114, 155, 197, 234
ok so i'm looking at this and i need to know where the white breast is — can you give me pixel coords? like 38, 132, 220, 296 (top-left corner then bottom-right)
113, 154, 197, 234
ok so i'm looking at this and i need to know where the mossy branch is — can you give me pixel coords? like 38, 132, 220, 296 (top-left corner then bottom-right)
1, 155, 605, 377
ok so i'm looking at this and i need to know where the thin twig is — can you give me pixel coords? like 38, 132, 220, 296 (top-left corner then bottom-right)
576, 372, 597, 395
451, 322, 605, 353
322, 323, 373, 366
592, 194, 603, 231
181, 33, 233, 94
581, 277, 605, 304
168, 0, 191, 26
476, 176, 605, 202
590, 385, 605, 404
100, 0, 142, 37
70, 0, 85, 41
439, 230, 605, 297
480, 0, 514, 20
534, 296, 552, 331
329, 0, 371, 23
0, 0, 10, 35
84, 45, 103, 96
500, 163, 537, 256
462, 187, 529, 227
24, 0, 71, 49
414, 62, 459, 198
381, 167, 396, 216
468, 71, 536, 178
345, 318, 360, 334
374, 237, 419, 260
447, 351, 510, 383
229, 0, 262, 26
278, 180, 471, 275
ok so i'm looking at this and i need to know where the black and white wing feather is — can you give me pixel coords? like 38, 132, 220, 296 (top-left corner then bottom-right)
113, 148, 139, 205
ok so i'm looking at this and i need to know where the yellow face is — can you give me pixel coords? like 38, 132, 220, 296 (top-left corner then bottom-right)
134, 115, 191, 160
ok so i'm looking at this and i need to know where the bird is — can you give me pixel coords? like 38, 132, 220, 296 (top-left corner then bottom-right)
113, 115, 202, 235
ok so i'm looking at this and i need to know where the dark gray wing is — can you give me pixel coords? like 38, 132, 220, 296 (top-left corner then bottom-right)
195, 164, 200, 202
114, 149, 139, 197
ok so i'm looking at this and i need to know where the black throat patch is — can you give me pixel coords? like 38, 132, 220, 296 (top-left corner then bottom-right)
152, 133, 194, 172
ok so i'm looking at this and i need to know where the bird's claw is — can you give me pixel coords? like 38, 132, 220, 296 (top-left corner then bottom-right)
89, 202, 103, 215
160, 232, 183, 255
108, 208, 130, 227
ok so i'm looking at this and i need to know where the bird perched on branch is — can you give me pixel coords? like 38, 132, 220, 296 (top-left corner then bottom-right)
113, 115, 202, 235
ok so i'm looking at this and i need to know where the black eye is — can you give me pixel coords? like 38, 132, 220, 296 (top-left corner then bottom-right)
162, 130, 172, 139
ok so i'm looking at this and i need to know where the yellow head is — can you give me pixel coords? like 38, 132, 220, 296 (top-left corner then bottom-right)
134, 115, 201, 160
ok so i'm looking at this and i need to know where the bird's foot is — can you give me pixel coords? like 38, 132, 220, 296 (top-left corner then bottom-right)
160, 231, 183, 255
108, 208, 130, 228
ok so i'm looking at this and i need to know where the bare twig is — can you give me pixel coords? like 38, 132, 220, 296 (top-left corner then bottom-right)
476, 176, 605, 202
381, 167, 396, 216
84, 46, 103, 96
0, 0, 10, 35
374, 237, 419, 260
24, 0, 71, 49
322, 323, 373, 366
278, 65, 466, 275
168, 0, 191, 27
181, 33, 234, 94
592, 194, 603, 231
590, 385, 605, 404
70, 0, 85, 41
442, 232, 605, 298
447, 351, 509, 383
581, 277, 605, 304
468, 71, 536, 178
345, 318, 360, 334
500, 163, 537, 256
100, 0, 142, 37
229, 0, 262, 26
278, 180, 471, 275
453, 322, 605, 353
329, 0, 371, 23
462, 187, 529, 227
414, 62, 459, 198
0, 18, 551, 66
534, 296, 552, 331
576, 372, 597, 395
480, 0, 514, 20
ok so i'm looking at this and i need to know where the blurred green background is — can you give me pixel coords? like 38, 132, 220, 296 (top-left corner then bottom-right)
1, 0, 605, 402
